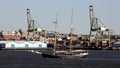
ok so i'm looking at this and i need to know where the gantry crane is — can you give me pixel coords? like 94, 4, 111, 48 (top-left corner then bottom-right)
26, 9, 34, 40
26, 9, 45, 41
26, 9, 34, 32
89, 5, 110, 49
89, 5, 98, 35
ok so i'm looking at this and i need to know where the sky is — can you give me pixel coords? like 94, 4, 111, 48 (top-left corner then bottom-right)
0, 0, 120, 34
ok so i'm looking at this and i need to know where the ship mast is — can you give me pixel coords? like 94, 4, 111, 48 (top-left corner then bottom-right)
53, 14, 58, 55
70, 9, 73, 51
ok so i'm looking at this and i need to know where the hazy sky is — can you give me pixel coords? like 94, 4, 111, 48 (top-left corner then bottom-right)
0, 0, 120, 34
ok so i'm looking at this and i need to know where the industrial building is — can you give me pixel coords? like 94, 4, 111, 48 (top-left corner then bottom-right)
0, 41, 47, 50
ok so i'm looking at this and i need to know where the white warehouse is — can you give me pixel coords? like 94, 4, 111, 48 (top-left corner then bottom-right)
0, 41, 47, 49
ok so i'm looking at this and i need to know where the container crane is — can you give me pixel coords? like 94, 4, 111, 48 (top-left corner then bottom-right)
89, 5, 98, 34
26, 9, 35, 32
26, 9, 34, 40
26, 9, 45, 41
89, 5, 110, 49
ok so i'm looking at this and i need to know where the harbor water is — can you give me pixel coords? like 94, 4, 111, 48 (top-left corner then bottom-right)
0, 50, 120, 68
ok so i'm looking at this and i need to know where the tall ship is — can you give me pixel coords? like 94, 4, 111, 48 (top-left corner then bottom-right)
51, 9, 88, 58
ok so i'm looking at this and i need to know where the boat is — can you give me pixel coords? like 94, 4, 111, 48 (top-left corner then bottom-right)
30, 49, 88, 59
54, 9, 88, 58
30, 50, 61, 58
30, 10, 88, 59
55, 50, 88, 58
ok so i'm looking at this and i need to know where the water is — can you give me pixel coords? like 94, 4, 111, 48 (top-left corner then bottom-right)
0, 50, 120, 68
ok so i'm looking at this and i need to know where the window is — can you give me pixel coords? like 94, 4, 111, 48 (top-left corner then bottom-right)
11, 44, 15, 48
25, 44, 29, 48
38, 44, 42, 48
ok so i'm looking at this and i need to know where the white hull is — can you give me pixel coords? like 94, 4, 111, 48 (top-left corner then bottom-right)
55, 50, 88, 58
30, 50, 88, 58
